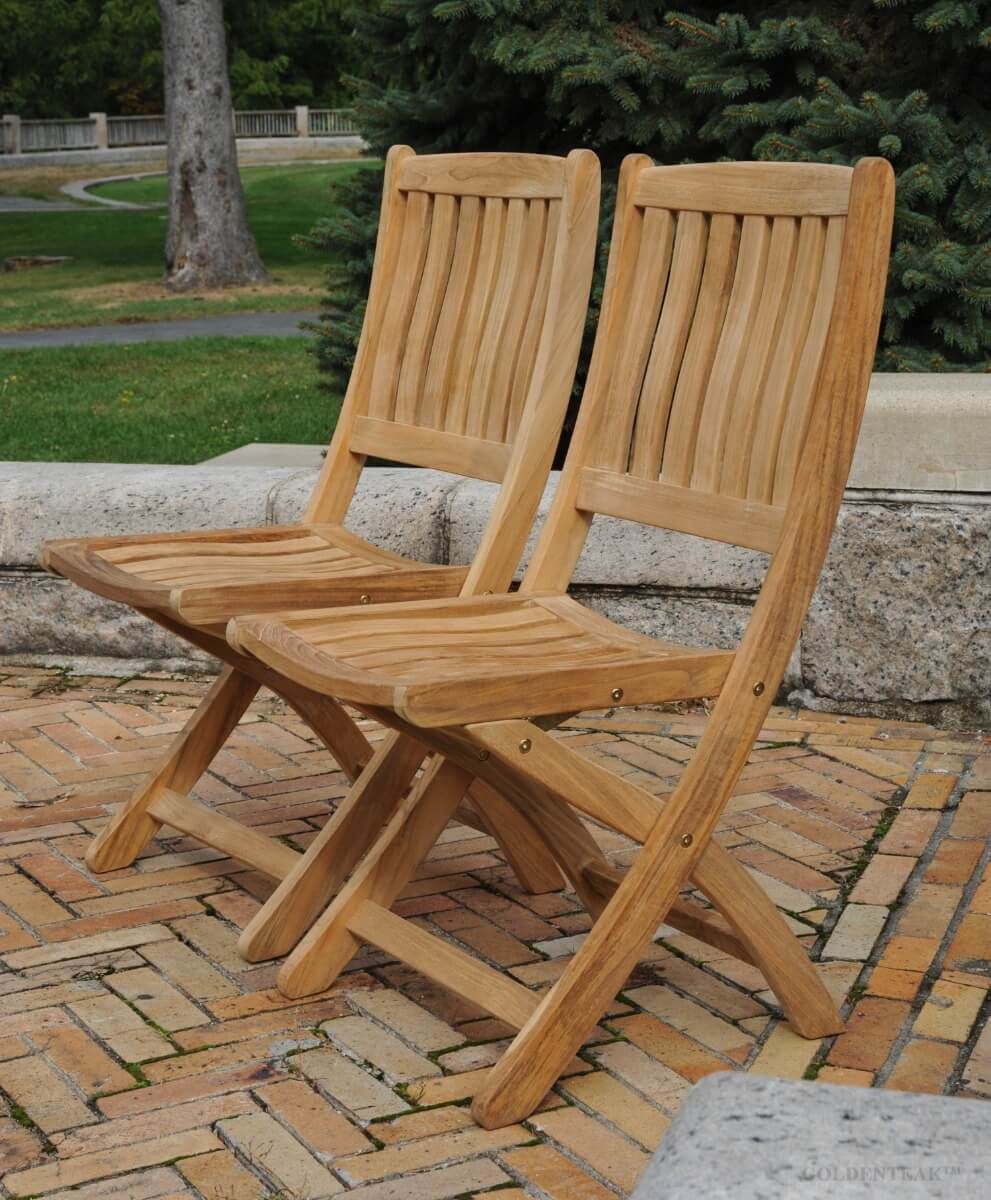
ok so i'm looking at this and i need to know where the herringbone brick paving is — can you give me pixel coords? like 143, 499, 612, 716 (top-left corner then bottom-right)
0, 666, 987, 1198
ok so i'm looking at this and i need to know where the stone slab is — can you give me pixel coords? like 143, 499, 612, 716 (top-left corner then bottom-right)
0, 463, 455, 569
849, 374, 991, 492
201, 442, 327, 468
632, 1072, 991, 1199
803, 498, 991, 714
0, 463, 294, 567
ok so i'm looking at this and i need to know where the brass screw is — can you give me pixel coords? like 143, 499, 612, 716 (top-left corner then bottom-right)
478, 749, 490, 761
359, 593, 371, 605
680, 833, 694, 848
611, 687, 624, 702
519, 738, 532, 754
752, 680, 765, 697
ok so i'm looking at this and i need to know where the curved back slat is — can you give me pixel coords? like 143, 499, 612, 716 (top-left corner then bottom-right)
307, 146, 600, 597
525, 155, 891, 591
599, 163, 854, 509
326, 151, 577, 463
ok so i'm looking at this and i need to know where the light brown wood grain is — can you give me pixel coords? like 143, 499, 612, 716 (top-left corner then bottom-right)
85, 667, 259, 873
230, 154, 893, 1130
349, 417, 511, 482
351, 900, 540, 1028
238, 732, 427, 962
47, 146, 600, 902
147, 788, 300, 880
576, 469, 784, 554
230, 593, 734, 728
397, 152, 568, 199
633, 160, 853, 216
278, 756, 475, 998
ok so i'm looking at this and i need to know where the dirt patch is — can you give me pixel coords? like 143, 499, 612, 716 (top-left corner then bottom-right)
64, 279, 321, 309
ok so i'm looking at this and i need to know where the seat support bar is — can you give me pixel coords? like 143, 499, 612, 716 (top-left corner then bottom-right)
351, 900, 539, 1030
147, 789, 300, 881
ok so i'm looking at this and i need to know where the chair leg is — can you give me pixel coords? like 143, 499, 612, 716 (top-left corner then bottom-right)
278, 757, 474, 998
470, 796, 713, 1129
694, 843, 844, 1037
490, 769, 842, 1036
86, 667, 259, 873
238, 731, 428, 962
463, 780, 564, 894
260, 674, 562, 897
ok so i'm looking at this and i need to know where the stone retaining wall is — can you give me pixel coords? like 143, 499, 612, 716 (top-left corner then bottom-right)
1, 374, 988, 726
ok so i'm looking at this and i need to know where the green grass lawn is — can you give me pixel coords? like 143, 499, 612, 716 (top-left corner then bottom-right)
0, 337, 341, 463
0, 159, 377, 331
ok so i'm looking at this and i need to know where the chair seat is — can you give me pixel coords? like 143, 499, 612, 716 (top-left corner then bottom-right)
229, 593, 735, 727
41, 524, 468, 627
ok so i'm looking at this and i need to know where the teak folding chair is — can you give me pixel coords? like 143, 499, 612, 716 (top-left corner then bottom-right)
230, 154, 895, 1128
41, 146, 600, 909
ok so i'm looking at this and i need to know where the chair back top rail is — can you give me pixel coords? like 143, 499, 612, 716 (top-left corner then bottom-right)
524, 155, 892, 591
306, 146, 600, 598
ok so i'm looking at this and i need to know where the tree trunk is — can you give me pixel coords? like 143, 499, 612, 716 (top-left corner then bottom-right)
159, 0, 267, 291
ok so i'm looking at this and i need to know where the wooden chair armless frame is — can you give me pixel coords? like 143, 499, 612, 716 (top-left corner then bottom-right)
67, 148, 600, 925
229, 154, 895, 1128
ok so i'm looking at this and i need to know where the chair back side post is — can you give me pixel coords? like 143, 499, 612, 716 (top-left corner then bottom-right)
303, 147, 601, 596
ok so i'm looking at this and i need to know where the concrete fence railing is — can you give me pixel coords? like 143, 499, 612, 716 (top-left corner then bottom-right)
1, 106, 357, 154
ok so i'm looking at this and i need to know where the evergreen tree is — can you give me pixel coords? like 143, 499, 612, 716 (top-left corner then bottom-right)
310, 0, 989, 390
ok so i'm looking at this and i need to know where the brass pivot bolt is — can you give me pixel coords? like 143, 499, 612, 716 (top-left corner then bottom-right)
359, 594, 371, 604
519, 738, 532, 754
611, 687, 624, 702
752, 680, 765, 697
478, 749, 490, 761
680, 833, 694, 847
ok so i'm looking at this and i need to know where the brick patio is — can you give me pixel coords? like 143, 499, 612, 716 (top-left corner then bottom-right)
0, 666, 987, 1198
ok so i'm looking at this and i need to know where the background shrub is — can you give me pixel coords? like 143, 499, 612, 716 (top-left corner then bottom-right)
308, 0, 989, 410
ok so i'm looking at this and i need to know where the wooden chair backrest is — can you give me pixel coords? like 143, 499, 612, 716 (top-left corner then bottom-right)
307, 146, 600, 595
525, 156, 894, 597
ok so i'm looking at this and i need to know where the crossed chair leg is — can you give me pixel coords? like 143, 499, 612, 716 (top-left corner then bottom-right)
252, 709, 843, 1129
85, 616, 563, 917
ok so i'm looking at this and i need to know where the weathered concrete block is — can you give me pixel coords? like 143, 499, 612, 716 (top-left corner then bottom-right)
449, 476, 769, 591
268, 467, 461, 565
804, 498, 991, 714
633, 1072, 991, 1199
851, 374, 991, 492
0, 571, 211, 664
0, 463, 295, 567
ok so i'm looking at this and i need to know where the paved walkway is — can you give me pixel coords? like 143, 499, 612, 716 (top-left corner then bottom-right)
0, 197, 92, 213
0, 310, 321, 350
60, 173, 164, 210
0, 668, 986, 1197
